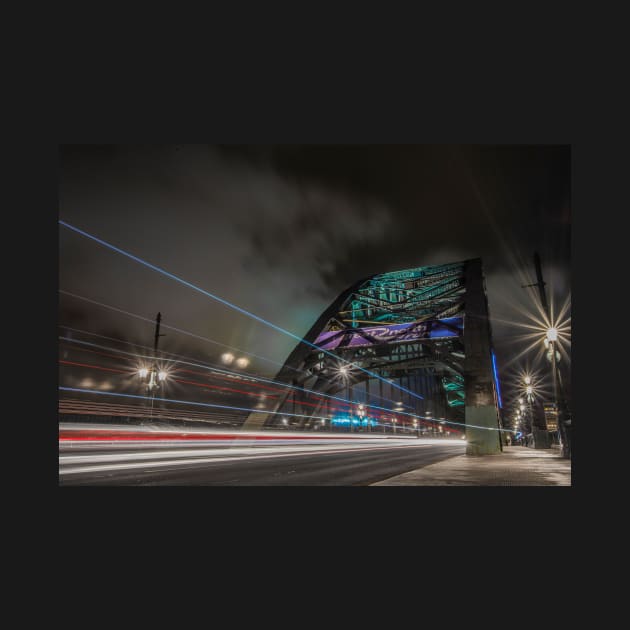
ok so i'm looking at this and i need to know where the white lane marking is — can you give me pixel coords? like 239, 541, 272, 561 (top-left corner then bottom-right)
59, 441, 436, 464
59, 443, 451, 475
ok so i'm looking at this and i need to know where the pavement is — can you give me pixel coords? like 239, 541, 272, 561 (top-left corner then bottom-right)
370, 446, 571, 486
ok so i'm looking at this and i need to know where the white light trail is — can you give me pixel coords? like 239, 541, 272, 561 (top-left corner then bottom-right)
59, 434, 464, 476
59, 221, 425, 403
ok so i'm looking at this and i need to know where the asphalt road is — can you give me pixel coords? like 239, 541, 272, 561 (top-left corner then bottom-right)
59, 435, 465, 486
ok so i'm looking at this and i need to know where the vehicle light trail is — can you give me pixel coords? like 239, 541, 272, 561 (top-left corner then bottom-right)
60, 386, 334, 421
59, 399, 248, 425
58, 386, 510, 433
60, 291, 292, 374
59, 220, 424, 402
59, 335, 423, 421
59, 306, 406, 409
58, 424, 463, 478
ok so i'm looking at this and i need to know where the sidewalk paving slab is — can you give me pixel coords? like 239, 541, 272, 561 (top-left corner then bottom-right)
371, 446, 571, 486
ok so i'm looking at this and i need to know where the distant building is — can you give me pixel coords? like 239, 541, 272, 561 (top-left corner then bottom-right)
543, 403, 558, 431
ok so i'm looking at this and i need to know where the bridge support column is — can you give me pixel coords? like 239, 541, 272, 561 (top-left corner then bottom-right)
463, 259, 502, 455
532, 427, 551, 449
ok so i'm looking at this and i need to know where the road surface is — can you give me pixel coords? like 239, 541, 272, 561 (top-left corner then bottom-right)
59, 424, 466, 486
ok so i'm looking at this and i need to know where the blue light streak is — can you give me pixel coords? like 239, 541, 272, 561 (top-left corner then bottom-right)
60, 333, 469, 427
331, 416, 377, 427
491, 350, 503, 409
59, 220, 423, 401
58, 387, 508, 433
59, 335, 405, 415
59, 303, 401, 409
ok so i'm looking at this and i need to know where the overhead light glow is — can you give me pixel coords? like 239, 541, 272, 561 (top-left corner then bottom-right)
235, 357, 250, 369
221, 352, 235, 365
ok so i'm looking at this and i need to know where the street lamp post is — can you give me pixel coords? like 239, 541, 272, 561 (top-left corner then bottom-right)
393, 403, 402, 435
524, 381, 535, 445
518, 398, 527, 445
524, 255, 570, 458
339, 364, 351, 432
138, 364, 160, 421
137, 312, 167, 423
137, 367, 151, 422
545, 327, 569, 457
358, 404, 366, 433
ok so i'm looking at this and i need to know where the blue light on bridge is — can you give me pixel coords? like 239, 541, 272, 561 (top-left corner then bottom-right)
491, 350, 503, 409
331, 416, 377, 427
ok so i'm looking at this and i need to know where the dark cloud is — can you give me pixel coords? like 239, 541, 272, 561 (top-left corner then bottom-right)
59, 145, 395, 366
59, 144, 570, 404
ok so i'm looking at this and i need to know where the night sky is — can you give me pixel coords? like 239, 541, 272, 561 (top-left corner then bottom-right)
59, 144, 571, 406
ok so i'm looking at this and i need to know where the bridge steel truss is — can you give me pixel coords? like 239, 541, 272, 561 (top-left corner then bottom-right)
245, 258, 502, 455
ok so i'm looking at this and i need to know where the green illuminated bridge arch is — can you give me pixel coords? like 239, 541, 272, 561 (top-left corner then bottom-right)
245, 258, 503, 455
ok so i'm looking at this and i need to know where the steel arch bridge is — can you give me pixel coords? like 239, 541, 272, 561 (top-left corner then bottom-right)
246, 258, 503, 454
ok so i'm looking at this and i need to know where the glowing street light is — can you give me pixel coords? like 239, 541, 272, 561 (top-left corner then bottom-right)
521, 376, 535, 442
138, 365, 161, 392
235, 357, 250, 369
546, 327, 558, 343
221, 352, 235, 365
138, 312, 168, 423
